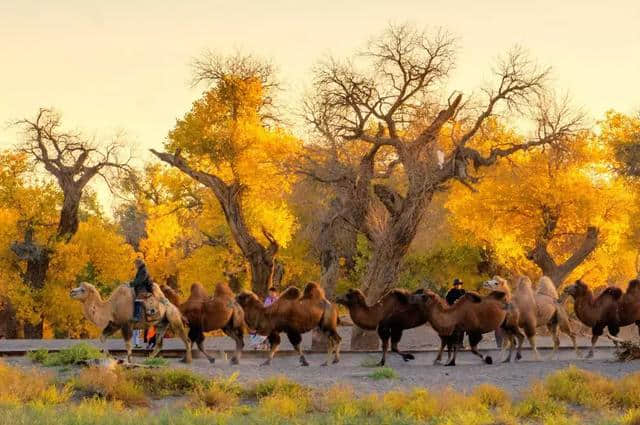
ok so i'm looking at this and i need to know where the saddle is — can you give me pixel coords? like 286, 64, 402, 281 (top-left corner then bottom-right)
135, 290, 163, 322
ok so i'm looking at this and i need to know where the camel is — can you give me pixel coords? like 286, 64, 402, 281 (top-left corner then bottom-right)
562, 279, 623, 358
335, 288, 411, 331
618, 279, 640, 333
409, 290, 511, 366
534, 276, 579, 358
160, 282, 246, 365
236, 282, 341, 366
70, 282, 192, 363
483, 276, 538, 361
335, 288, 417, 366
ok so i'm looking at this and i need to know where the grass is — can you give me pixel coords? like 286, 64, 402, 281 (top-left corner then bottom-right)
141, 357, 169, 368
125, 367, 207, 398
368, 366, 397, 380
27, 343, 103, 367
4, 361, 640, 424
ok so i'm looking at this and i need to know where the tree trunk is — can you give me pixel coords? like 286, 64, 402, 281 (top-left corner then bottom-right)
58, 188, 82, 241
0, 298, 19, 339
528, 225, 599, 286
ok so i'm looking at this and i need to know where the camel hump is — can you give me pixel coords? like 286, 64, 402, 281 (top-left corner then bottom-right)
302, 282, 325, 299
627, 279, 640, 293
486, 291, 507, 301
389, 289, 410, 304
464, 292, 483, 303
536, 276, 559, 299
280, 286, 302, 300
214, 282, 234, 298
603, 287, 623, 300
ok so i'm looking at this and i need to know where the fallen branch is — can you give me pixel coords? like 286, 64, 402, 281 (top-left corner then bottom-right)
607, 334, 640, 361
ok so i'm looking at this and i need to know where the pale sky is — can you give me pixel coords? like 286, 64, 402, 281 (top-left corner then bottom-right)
1, 0, 638, 208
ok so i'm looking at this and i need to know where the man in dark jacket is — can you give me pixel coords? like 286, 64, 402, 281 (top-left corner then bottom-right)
131, 258, 153, 322
445, 278, 466, 305
445, 278, 466, 348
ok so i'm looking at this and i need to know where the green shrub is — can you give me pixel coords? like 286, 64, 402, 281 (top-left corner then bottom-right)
28, 343, 103, 367
368, 367, 397, 380
141, 357, 169, 368
125, 368, 206, 398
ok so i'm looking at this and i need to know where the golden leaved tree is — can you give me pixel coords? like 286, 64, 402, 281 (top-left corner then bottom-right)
447, 119, 637, 286
151, 53, 300, 296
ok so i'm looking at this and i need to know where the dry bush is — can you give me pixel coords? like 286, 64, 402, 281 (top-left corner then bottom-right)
72, 366, 148, 407
0, 361, 70, 405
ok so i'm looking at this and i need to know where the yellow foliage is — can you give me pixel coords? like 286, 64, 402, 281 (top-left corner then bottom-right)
447, 119, 637, 285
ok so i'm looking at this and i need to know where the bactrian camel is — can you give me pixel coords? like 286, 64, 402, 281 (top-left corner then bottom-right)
70, 281, 192, 363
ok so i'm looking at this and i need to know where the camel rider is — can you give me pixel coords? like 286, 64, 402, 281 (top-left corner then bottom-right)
446, 278, 466, 348
131, 258, 153, 322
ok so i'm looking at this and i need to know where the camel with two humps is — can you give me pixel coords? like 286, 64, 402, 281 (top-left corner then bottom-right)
236, 282, 341, 366
160, 282, 246, 365
70, 281, 192, 363
335, 288, 418, 366
483, 276, 538, 361
409, 290, 512, 366
534, 276, 579, 358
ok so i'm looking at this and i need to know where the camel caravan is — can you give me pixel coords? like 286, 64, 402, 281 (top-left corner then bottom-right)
69, 258, 640, 367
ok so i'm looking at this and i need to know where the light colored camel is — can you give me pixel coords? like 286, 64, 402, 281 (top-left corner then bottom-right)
534, 276, 579, 358
70, 281, 192, 363
484, 275, 538, 361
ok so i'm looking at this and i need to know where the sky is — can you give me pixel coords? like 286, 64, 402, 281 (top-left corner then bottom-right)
1, 0, 638, 208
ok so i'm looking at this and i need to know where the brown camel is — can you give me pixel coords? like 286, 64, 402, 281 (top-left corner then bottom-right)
336, 288, 418, 366
618, 279, 640, 332
409, 290, 511, 366
562, 279, 623, 358
70, 282, 192, 363
160, 282, 246, 365
483, 276, 538, 361
236, 282, 341, 366
534, 276, 579, 358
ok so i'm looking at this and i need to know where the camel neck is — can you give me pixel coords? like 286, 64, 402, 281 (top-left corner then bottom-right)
574, 292, 597, 326
348, 301, 385, 331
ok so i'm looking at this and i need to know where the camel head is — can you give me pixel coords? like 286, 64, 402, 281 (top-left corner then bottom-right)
70, 282, 98, 302
563, 280, 589, 299
483, 276, 508, 292
408, 289, 439, 308
335, 288, 366, 307
236, 291, 261, 308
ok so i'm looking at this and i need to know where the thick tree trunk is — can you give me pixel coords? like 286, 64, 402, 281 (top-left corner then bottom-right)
528, 225, 599, 286
0, 298, 19, 339
58, 189, 81, 241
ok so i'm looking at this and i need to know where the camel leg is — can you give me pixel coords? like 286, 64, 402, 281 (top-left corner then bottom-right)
445, 336, 458, 367
223, 325, 244, 365
100, 322, 120, 359
262, 332, 281, 366
390, 328, 415, 362
547, 322, 560, 360
559, 318, 579, 358
286, 331, 308, 366
190, 327, 215, 364
377, 326, 390, 367
149, 322, 168, 359
514, 327, 527, 361
467, 332, 492, 365
121, 324, 133, 363
169, 319, 192, 364
587, 325, 605, 358
608, 324, 620, 349
434, 336, 447, 365
332, 331, 342, 364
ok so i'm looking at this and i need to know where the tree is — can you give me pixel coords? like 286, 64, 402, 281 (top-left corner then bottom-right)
151, 53, 300, 296
302, 23, 583, 347
9, 109, 132, 337
447, 122, 636, 286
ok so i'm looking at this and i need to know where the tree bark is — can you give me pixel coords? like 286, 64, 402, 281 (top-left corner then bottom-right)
526, 205, 599, 285
151, 149, 279, 297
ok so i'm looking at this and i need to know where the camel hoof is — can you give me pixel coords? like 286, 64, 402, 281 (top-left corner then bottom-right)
485, 356, 493, 365
181, 357, 192, 364
229, 357, 239, 365
433, 359, 441, 365
445, 361, 455, 367
209, 358, 216, 364
332, 358, 339, 364
515, 352, 522, 361
586, 351, 594, 359
403, 353, 415, 361
377, 360, 385, 367
300, 359, 310, 367
320, 362, 328, 367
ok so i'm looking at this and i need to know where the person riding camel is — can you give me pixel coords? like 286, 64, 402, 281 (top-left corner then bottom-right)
131, 258, 153, 322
